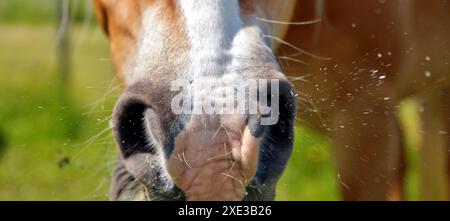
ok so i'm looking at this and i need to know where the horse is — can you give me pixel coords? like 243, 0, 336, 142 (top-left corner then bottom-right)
94, 0, 450, 200
281, 0, 450, 200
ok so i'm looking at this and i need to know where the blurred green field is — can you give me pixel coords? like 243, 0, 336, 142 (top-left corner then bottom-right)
0, 23, 117, 200
0, 1, 422, 201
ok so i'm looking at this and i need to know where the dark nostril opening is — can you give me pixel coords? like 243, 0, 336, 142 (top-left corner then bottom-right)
248, 79, 297, 137
113, 97, 155, 158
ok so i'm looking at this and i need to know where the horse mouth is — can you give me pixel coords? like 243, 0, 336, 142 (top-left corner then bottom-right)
165, 121, 261, 201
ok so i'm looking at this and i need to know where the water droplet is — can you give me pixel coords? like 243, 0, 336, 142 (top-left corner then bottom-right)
425, 71, 431, 77
378, 75, 386, 80
425, 56, 431, 61
377, 53, 383, 58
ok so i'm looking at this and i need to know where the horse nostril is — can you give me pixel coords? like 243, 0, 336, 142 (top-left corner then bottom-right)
112, 95, 155, 158
248, 79, 297, 135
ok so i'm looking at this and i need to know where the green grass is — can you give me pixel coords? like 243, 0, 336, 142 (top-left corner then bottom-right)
0, 0, 92, 25
399, 99, 421, 201
0, 24, 117, 200
276, 127, 339, 200
0, 22, 422, 200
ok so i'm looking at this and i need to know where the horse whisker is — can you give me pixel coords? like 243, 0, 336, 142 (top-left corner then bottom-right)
206, 151, 233, 162
211, 125, 222, 140
256, 17, 322, 25
175, 152, 183, 162
221, 173, 245, 189
263, 34, 332, 61
182, 151, 192, 169
278, 56, 310, 66
287, 74, 311, 83
227, 160, 238, 174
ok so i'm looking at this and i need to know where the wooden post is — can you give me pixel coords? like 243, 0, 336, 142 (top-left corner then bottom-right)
56, 0, 71, 88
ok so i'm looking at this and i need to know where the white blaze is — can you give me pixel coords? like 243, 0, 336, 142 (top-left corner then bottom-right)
179, 0, 243, 78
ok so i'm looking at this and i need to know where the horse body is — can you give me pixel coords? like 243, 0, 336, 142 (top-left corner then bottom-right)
281, 0, 450, 200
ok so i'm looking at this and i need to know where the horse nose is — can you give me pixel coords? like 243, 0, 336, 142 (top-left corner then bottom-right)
112, 91, 154, 158
111, 78, 297, 159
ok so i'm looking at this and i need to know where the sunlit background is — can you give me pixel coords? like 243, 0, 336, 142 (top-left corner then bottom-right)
0, 0, 425, 200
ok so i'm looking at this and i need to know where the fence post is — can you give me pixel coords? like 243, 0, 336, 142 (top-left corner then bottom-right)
56, 0, 71, 88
